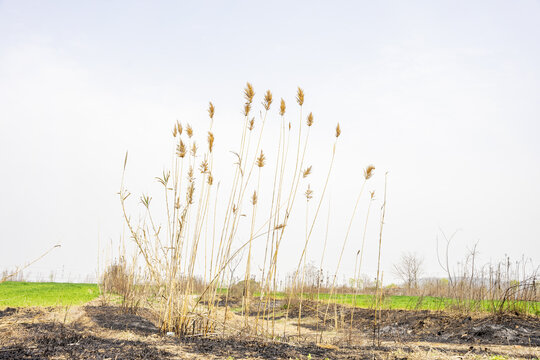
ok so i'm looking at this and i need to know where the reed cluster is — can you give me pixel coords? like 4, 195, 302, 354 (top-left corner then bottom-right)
119, 83, 382, 340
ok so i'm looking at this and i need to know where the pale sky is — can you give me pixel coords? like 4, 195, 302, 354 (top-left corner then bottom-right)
1, 0, 539, 284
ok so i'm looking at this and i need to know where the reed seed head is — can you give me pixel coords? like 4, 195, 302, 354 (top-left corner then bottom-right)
186, 124, 193, 138
307, 112, 314, 127
251, 190, 258, 205
296, 87, 304, 106
207, 173, 213, 185
187, 166, 194, 181
280, 98, 286, 116
302, 166, 312, 178
199, 158, 209, 174
207, 131, 215, 152
248, 118, 255, 131
335, 123, 341, 138
177, 140, 186, 158
178, 214, 186, 230
176, 121, 183, 135
191, 142, 198, 156
263, 90, 273, 111
364, 165, 375, 180
244, 82, 255, 104
208, 102, 215, 119
256, 150, 266, 168
305, 185, 313, 201
172, 124, 178, 137
186, 183, 195, 204
370, 190, 375, 200
244, 103, 252, 117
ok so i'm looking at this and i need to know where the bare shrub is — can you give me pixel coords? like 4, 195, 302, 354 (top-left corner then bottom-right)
100, 258, 146, 314
432, 230, 539, 315
393, 252, 424, 293
228, 279, 261, 299
102, 261, 130, 295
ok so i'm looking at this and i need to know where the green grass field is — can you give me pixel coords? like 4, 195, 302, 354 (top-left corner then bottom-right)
320, 293, 538, 315
0, 282, 99, 308
1, 282, 537, 316
255, 292, 539, 315
314, 293, 447, 310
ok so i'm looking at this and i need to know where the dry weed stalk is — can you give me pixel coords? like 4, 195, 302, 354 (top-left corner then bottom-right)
320, 165, 375, 339
373, 172, 388, 346
349, 190, 375, 342
1, 244, 61, 284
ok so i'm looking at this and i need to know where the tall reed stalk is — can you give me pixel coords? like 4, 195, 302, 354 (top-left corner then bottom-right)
373, 172, 388, 346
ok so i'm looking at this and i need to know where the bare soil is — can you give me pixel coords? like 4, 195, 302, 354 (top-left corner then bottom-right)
0, 299, 538, 359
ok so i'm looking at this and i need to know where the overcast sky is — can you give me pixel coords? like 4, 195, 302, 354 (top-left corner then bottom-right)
1, 0, 539, 283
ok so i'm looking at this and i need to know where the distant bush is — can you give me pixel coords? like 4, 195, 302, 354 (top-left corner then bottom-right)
228, 279, 261, 298
102, 261, 131, 296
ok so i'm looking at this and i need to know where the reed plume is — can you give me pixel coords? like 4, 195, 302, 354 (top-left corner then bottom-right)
207, 132, 215, 153
244, 82, 255, 104
305, 185, 313, 200
177, 140, 186, 158
307, 112, 314, 127
208, 102, 215, 119
263, 90, 273, 110
364, 164, 375, 180
280, 98, 286, 116
296, 87, 304, 106
256, 150, 266, 168
302, 166, 312, 178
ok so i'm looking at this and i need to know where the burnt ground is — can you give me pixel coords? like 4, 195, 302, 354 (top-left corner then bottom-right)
283, 300, 540, 346
0, 300, 538, 360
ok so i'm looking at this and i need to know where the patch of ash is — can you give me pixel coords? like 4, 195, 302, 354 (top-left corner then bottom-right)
0, 321, 173, 360
0, 307, 16, 318
84, 305, 159, 335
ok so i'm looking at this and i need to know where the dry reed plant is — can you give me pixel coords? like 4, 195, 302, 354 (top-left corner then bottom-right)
349, 190, 375, 342
118, 83, 381, 340
318, 165, 376, 341
373, 172, 388, 346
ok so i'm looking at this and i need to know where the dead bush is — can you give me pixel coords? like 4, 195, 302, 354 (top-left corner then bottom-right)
228, 279, 261, 299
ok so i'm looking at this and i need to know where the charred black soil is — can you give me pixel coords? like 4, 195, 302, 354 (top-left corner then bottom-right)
282, 300, 540, 346
0, 301, 538, 359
